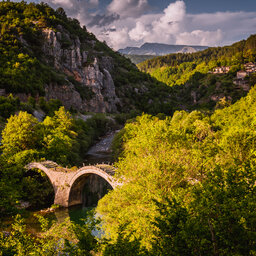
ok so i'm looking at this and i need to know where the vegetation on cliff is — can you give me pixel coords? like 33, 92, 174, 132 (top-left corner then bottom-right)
0, 1, 172, 114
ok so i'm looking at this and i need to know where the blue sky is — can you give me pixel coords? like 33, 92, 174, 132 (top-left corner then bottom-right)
150, 0, 256, 13
72, 0, 256, 13
92, 0, 256, 13
40, 0, 256, 49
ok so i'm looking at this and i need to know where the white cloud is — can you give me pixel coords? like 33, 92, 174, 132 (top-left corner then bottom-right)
44, 0, 99, 24
186, 12, 256, 45
129, 21, 150, 41
89, 0, 98, 5
51, 0, 74, 8
176, 29, 224, 46
160, 0, 185, 24
107, 28, 131, 47
107, 0, 149, 18
148, 1, 186, 43
101, 1, 256, 49
42, 0, 256, 50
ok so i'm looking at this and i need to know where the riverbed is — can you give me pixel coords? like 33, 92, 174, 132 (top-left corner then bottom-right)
84, 130, 118, 165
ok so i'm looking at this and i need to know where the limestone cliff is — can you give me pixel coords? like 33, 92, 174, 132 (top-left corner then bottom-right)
0, 2, 171, 115
42, 27, 120, 113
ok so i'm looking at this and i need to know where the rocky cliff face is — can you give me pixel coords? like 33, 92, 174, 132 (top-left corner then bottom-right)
42, 26, 120, 113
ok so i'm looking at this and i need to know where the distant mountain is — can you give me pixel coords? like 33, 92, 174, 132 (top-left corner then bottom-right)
119, 43, 208, 56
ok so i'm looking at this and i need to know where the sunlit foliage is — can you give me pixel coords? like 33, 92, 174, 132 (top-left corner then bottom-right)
97, 86, 256, 253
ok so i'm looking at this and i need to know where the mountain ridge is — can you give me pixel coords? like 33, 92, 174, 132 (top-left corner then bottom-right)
119, 42, 208, 56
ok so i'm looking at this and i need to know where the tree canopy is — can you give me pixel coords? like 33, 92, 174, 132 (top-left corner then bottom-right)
97, 86, 256, 254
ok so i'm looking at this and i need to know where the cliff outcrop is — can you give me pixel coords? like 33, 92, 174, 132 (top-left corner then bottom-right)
42, 27, 120, 113
0, 2, 171, 115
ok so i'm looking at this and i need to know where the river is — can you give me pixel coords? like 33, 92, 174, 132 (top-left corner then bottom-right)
83, 130, 118, 165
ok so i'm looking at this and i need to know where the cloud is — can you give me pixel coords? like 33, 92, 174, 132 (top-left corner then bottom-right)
44, 0, 99, 24
160, 0, 186, 24
186, 11, 256, 45
100, 1, 256, 50
144, 1, 187, 43
176, 29, 224, 46
48, 0, 98, 9
107, 0, 149, 18
88, 13, 120, 27
125, 1, 225, 46
89, 0, 98, 5
42, 0, 256, 50
50, 0, 74, 8
129, 21, 150, 41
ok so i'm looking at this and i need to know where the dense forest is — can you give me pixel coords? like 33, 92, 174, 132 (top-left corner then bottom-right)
123, 54, 156, 64
1, 87, 256, 255
137, 34, 256, 110
98, 86, 256, 254
1, 1, 256, 255
138, 35, 256, 72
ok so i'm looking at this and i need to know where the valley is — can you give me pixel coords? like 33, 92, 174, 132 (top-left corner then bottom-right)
1, 1, 256, 255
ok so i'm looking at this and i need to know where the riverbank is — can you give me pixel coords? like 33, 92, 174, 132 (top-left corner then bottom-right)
84, 130, 120, 165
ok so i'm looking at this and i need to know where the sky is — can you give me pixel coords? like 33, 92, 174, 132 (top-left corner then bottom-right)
37, 0, 256, 50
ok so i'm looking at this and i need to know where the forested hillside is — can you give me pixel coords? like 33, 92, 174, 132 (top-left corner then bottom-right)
2, 85, 256, 255
97, 86, 256, 254
1, 1, 256, 255
138, 35, 256, 71
0, 1, 171, 115
123, 54, 156, 64
0, 1, 174, 218
137, 35, 256, 110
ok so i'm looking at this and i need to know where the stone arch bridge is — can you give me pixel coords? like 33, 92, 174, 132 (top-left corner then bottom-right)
25, 161, 122, 207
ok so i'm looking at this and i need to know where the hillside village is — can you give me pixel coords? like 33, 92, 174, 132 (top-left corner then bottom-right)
212, 62, 256, 91
213, 62, 256, 76
213, 66, 231, 74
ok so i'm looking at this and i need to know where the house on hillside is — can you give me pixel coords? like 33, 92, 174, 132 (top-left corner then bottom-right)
235, 63, 256, 79
244, 62, 256, 73
233, 63, 256, 91
213, 66, 230, 74
233, 78, 250, 91
236, 71, 248, 79
244, 62, 256, 68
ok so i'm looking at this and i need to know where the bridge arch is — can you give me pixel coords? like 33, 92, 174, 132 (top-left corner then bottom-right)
69, 166, 117, 190
25, 162, 58, 192
68, 167, 115, 207
25, 161, 119, 207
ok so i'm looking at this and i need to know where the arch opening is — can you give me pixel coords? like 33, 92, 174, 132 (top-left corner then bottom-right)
68, 173, 113, 207
23, 169, 55, 209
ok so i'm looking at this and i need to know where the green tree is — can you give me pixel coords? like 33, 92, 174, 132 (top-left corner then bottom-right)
1, 111, 40, 162
150, 164, 256, 256
97, 88, 256, 250
42, 106, 77, 165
